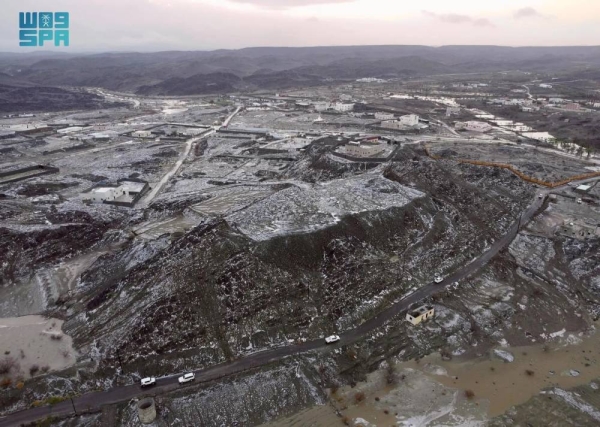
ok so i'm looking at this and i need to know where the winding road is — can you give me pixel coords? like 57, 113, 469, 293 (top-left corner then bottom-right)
0, 184, 554, 427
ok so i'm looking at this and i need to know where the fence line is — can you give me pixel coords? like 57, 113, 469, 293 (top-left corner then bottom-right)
424, 145, 600, 188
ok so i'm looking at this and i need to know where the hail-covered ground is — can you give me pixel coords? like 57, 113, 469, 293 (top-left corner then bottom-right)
1, 91, 600, 427
227, 173, 424, 241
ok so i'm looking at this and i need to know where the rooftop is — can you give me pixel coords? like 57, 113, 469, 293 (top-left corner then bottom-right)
410, 305, 433, 317
91, 187, 114, 194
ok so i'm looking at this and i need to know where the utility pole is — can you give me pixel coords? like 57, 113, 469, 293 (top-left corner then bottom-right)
116, 348, 125, 373
70, 397, 77, 415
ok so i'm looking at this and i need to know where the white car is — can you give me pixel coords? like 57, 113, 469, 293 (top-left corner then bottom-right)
538, 193, 544, 199
178, 372, 195, 384
140, 377, 156, 387
576, 198, 583, 204
325, 335, 340, 344
434, 275, 443, 284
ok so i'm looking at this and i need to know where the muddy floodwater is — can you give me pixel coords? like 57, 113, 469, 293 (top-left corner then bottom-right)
407, 329, 600, 417
0, 315, 77, 379
266, 328, 600, 426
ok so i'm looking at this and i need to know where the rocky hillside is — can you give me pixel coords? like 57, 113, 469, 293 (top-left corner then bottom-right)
57, 147, 534, 380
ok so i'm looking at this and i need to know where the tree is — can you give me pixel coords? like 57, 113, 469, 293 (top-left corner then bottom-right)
586, 146, 594, 159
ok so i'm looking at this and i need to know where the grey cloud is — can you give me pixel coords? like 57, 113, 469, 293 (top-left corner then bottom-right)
228, 0, 353, 9
422, 10, 494, 27
514, 7, 543, 19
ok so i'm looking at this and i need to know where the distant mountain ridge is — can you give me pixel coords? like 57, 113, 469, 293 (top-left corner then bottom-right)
1, 45, 600, 95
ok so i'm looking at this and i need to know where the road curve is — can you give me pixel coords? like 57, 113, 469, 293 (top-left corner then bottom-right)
0, 189, 553, 427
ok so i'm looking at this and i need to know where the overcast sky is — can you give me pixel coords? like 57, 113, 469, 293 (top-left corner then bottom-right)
2, 0, 600, 52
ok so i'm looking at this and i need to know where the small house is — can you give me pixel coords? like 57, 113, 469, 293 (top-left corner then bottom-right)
406, 305, 435, 325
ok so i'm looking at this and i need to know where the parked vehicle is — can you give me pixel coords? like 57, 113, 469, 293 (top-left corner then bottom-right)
178, 372, 195, 384
140, 377, 156, 387
325, 335, 340, 344
434, 275, 443, 284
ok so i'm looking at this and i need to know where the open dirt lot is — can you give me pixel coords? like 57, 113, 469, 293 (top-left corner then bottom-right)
429, 141, 595, 182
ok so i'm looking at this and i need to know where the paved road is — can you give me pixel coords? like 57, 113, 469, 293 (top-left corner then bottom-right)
0, 187, 553, 427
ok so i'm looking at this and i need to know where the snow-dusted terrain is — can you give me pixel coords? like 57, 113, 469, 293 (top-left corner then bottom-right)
228, 174, 425, 241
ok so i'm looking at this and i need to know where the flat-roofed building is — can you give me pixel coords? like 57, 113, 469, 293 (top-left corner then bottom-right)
84, 187, 122, 202
344, 141, 385, 158
132, 130, 153, 138
406, 305, 435, 325
333, 102, 354, 112
399, 114, 420, 127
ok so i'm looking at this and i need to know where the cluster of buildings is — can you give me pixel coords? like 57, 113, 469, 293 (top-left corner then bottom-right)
487, 95, 590, 113
381, 114, 427, 130
131, 126, 208, 139
488, 98, 533, 107
313, 101, 355, 112
451, 83, 488, 89
82, 179, 149, 206
356, 77, 386, 83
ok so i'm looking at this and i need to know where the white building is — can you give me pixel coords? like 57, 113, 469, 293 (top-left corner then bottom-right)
539, 83, 553, 89
344, 141, 385, 158
132, 130, 153, 138
313, 102, 330, 112
84, 187, 123, 202
406, 305, 435, 326
83, 181, 147, 203
375, 112, 395, 121
333, 102, 354, 112
398, 114, 420, 127
549, 98, 565, 104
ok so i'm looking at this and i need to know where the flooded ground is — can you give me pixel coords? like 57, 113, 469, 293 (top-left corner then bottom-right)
0, 245, 120, 318
409, 328, 600, 417
0, 315, 77, 379
266, 328, 600, 426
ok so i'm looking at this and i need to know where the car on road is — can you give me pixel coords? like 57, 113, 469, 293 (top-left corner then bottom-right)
577, 198, 583, 204
434, 275, 443, 284
325, 335, 340, 344
538, 193, 544, 199
178, 372, 195, 384
140, 377, 156, 387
